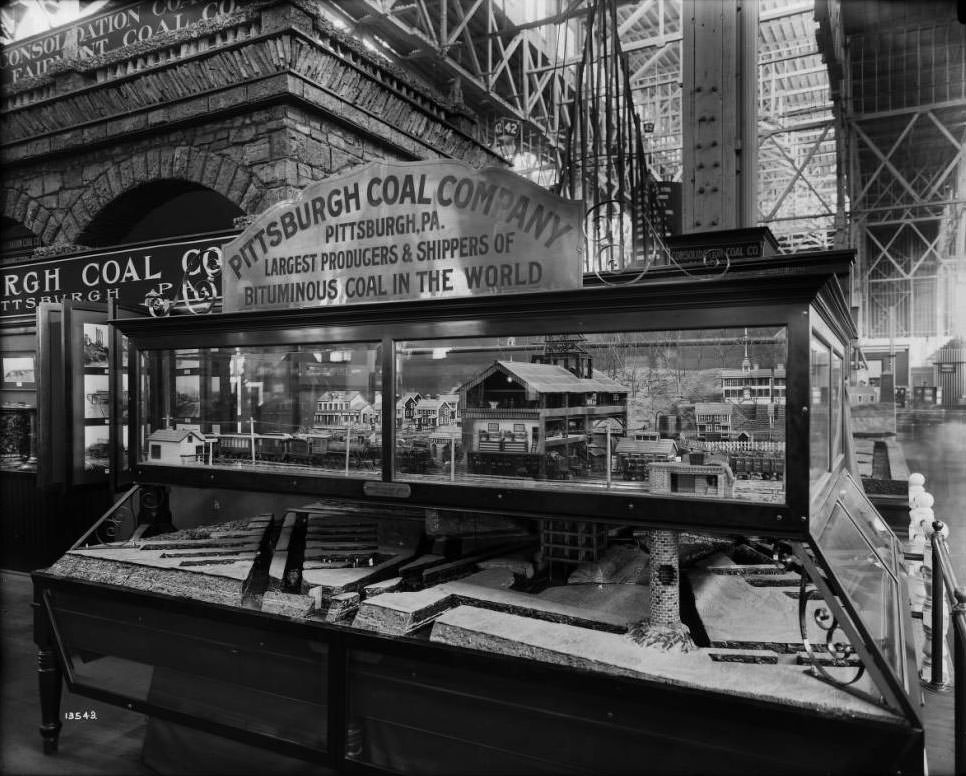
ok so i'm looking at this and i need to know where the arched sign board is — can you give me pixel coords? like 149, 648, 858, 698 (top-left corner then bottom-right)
222, 160, 583, 313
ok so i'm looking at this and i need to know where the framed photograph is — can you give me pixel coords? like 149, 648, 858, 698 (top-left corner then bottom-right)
82, 323, 110, 368
84, 373, 111, 419
2, 352, 36, 389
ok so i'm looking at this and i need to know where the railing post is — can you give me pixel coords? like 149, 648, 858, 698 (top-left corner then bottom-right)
908, 483, 934, 616
953, 586, 965, 775
923, 519, 951, 691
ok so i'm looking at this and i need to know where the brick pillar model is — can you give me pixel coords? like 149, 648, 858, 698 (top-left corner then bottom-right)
648, 529, 679, 627
628, 529, 695, 651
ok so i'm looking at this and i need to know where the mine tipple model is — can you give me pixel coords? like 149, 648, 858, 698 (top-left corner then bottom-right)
461, 356, 629, 480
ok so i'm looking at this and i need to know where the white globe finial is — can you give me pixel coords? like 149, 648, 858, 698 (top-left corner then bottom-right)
909, 473, 925, 487
908, 484, 925, 506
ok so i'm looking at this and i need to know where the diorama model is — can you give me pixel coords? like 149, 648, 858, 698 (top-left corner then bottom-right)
32, 254, 922, 775
143, 330, 787, 504
45, 491, 904, 757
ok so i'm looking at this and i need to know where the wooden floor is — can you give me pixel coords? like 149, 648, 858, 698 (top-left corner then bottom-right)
0, 569, 152, 776
2, 567, 960, 775
923, 684, 957, 776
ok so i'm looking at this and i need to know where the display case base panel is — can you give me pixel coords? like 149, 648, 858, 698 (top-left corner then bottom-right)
44, 503, 907, 770
346, 645, 912, 776
427, 605, 888, 720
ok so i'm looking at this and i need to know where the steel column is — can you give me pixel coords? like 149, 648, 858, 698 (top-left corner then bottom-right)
681, 0, 757, 231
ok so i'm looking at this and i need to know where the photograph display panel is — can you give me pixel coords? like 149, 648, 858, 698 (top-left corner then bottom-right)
76, 314, 113, 481
139, 343, 382, 478
115, 332, 131, 479
395, 326, 788, 504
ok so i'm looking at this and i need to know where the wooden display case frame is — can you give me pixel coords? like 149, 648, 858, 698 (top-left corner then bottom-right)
31, 552, 923, 775
115, 251, 855, 539
30, 251, 925, 774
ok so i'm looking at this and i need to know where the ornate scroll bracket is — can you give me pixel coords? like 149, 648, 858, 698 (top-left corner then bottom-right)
797, 570, 867, 687
144, 246, 222, 316
583, 199, 730, 286
95, 498, 137, 545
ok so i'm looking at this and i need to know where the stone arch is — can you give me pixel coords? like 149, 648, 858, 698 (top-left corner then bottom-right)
60, 146, 266, 245
1, 186, 55, 245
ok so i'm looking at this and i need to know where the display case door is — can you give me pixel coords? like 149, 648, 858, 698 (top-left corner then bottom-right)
37, 302, 128, 489
36, 303, 66, 488
109, 326, 132, 492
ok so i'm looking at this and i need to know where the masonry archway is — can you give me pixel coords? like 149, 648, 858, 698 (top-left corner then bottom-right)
62, 146, 263, 246
78, 180, 245, 247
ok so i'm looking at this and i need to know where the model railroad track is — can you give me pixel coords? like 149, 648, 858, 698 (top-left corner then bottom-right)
689, 550, 865, 670
49, 514, 277, 608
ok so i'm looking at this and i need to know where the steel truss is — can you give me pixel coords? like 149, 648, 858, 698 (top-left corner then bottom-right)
327, 0, 586, 184
325, 1, 843, 257
845, 44, 966, 352
622, 0, 839, 250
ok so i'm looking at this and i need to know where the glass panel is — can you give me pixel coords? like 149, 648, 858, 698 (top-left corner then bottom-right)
830, 350, 843, 464
809, 336, 830, 486
139, 343, 381, 477
0, 406, 36, 470
58, 615, 327, 752
346, 521, 900, 757
817, 500, 903, 681
349, 648, 633, 774
76, 314, 112, 484
118, 333, 130, 475
836, 473, 900, 575
395, 327, 787, 503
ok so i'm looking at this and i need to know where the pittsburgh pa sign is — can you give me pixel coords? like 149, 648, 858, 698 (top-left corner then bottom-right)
223, 160, 583, 313
0, 236, 232, 321
1, 0, 239, 87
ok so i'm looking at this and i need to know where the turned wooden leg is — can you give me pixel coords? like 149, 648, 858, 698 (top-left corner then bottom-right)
37, 645, 63, 754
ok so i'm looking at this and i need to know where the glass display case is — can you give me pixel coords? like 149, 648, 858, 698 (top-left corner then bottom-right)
115, 254, 866, 537
32, 251, 924, 776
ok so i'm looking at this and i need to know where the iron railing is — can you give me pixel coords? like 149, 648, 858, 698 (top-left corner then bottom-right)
926, 519, 966, 775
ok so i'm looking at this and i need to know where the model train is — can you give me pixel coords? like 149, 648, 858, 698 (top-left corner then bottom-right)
210, 430, 377, 468
467, 436, 587, 480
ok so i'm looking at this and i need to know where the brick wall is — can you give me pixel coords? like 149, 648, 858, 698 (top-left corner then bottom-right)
1, 0, 502, 251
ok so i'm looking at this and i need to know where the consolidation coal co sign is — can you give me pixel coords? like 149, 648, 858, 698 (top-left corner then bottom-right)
1, 0, 240, 87
222, 160, 583, 312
